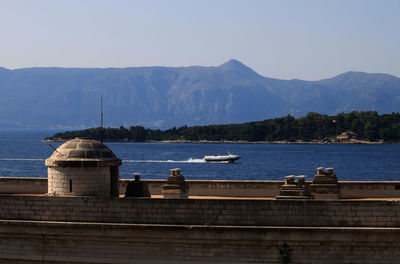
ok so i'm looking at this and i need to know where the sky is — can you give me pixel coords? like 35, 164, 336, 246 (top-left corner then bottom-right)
0, 0, 399, 80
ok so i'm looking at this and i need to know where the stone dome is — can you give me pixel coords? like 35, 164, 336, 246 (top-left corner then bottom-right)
45, 137, 121, 167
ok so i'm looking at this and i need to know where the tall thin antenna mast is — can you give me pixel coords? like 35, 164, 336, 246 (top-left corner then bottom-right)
100, 95, 104, 143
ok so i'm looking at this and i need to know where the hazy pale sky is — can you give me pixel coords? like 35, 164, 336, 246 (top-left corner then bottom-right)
1, 0, 399, 80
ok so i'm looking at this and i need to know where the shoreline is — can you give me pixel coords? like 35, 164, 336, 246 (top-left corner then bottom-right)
43, 138, 398, 144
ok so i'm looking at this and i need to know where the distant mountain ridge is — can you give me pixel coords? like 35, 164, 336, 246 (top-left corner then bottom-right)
0, 60, 399, 128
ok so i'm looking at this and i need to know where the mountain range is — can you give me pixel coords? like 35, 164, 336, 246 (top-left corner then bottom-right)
0, 59, 399, 128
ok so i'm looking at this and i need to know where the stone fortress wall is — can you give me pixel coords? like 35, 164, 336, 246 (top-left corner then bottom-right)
1, 219, 399, 264
0, 193, 400, 227
0, 138, 399, 264
0, 177, 400, 263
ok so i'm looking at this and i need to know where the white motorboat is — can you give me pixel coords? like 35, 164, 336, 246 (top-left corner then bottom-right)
203, 154, 240, 163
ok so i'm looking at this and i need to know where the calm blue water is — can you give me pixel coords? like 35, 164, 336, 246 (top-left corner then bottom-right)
0, 130, 399, 181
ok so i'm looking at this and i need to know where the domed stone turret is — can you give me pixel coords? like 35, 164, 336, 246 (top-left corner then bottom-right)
45, 138, 122, 197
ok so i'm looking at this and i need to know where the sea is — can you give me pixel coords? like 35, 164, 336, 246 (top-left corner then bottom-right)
0, 129, 399, 181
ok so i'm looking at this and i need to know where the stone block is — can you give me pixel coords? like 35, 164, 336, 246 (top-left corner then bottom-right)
310, 167, 341, 199
276, 175, 313, 199
162, 169, 189, 199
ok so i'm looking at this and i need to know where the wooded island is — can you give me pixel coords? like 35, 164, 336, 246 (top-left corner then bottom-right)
45, 111, 400, 143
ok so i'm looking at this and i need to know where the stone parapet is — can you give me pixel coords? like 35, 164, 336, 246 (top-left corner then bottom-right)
4, 177, 400, 199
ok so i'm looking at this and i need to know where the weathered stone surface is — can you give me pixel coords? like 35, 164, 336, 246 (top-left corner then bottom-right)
1, 194, 400, 227
45, 137, 121, 167
125, 173, 151, 197
2, 176, 400, 263
1, 220, 400, 264
45, 138, 121, 197
276, 175, 313, 199
162, 168, 189, 198
310, 167, 341, 199
5, 176, 400, 199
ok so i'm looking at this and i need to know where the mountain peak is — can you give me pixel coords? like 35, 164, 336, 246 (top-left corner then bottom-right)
219, 59, 246, 68
218, 59, 257, 75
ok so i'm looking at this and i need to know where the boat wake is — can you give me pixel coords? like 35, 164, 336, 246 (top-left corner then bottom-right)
0, 158, 44, 161
0, 158, 207, 164
0, 158, 235, 164
123, 158, 206, 163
